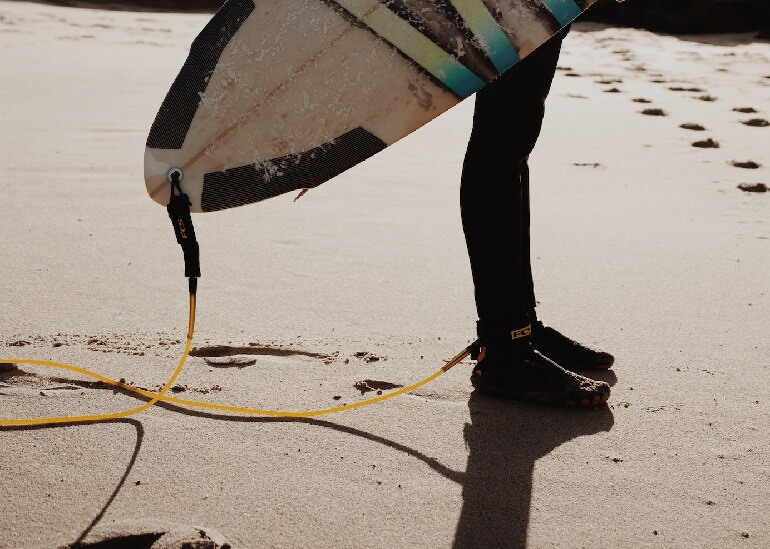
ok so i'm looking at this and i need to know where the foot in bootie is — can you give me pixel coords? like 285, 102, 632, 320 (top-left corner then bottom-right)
531, 320, 615, 371
470, 341, 611, 407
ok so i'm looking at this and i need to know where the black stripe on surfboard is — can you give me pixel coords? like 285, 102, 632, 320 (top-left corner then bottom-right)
480, 0, 562, 37
317, 0, 466, 99
382, 0, 498, 82
146, 0, 254, 150
200, 127, 387, 212
573, 0, 595, 11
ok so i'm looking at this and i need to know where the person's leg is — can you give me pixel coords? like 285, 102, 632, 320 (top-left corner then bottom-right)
461, 27, 610, 406
462, 26, 568, 338
508, 43, 615, 372
520, 143, 615, 371
520, 161, 536, 313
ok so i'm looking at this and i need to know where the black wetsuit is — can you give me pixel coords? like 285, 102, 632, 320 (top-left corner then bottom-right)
461, 27, 569, 338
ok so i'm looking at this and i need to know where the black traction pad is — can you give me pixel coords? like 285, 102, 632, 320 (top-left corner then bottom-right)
201, 127, 387, 212
146, 0, 255, 150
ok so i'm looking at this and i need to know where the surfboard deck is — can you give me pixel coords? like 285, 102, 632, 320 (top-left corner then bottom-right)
145, 0, 597, 213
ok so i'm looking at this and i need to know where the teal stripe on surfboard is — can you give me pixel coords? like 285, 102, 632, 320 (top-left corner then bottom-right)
332, 0, 485, 98
541, 0, 583, 27
449, 0, 519, 74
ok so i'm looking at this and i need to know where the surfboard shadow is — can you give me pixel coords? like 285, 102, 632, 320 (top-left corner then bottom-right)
453, 393, 615, 549
6, 419, 145, 548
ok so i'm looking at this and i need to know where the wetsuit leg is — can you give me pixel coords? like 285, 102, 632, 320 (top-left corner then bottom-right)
461, 26, 568, 334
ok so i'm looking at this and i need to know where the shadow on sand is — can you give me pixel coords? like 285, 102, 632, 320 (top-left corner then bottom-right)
454, 393, 614, 548
4, 379, 614, 548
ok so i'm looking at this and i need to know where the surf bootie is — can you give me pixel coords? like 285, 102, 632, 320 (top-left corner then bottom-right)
469, 337, 611, 408
530, 319, 615, 371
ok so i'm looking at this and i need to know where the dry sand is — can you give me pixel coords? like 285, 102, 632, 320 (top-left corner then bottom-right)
1, 1, 769, 547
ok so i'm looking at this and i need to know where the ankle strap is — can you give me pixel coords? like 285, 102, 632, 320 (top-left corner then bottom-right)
467, 324, 532, 360
511, 324, 532, 340
476, 321, 532, 345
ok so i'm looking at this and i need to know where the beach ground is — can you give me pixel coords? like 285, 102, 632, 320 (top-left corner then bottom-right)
1, 1, 769, 547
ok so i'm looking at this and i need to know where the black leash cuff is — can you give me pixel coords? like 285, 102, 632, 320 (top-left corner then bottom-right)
167, 171, 201, 281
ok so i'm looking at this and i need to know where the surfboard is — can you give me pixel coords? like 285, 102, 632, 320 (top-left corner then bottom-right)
145, 0, 597, 213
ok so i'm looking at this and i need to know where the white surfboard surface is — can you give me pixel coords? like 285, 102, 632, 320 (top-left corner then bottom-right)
145, 0, 597, 212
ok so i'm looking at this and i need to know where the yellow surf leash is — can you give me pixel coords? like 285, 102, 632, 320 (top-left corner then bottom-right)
0, 293, 195, 428
0, 290, 469, 427
0, 170, 470, 428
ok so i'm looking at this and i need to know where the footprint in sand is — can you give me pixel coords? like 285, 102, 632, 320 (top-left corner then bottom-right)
641, 108, 667, 116
741, 118, 769, 127
733, 107, 759, 114
0, 362, 116, 396
737, 183, 768, 193
74, 520, 232, 549
3, 332, 183, 357
603, 87, 623, 93
692, 138, 720, 149
203, 356, 257, 367
681, 123, 706, 131
0, 362, 21, 384
731, 161, 762, 169
632, 98, 652, 104
697, 95, 718, 102
353, 351, 386, 363
669, 86, 704, 92
354, 379, 404, 396
191, 344, 336, 366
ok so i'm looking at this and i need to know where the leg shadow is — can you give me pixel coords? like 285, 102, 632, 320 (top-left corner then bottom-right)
453, 394, 614, 548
